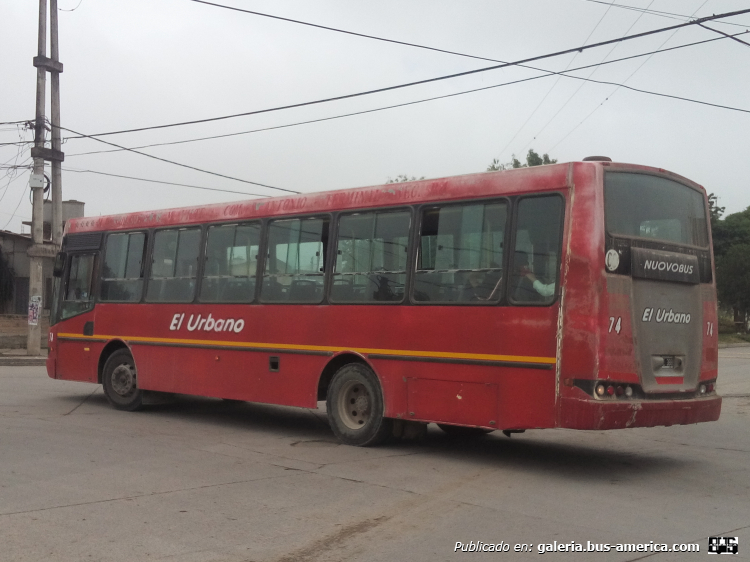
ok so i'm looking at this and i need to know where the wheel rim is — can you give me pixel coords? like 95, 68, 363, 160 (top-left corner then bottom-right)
337, 379, 371, 430
110, 362, 136, 398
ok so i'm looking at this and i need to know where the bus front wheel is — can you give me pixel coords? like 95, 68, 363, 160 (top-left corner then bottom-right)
102, 349, 143, 411
326, 364, 391, 447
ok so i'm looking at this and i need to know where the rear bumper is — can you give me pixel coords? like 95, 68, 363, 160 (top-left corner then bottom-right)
559, 395, 722, 430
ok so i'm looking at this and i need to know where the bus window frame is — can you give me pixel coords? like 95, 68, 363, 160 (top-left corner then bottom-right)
328, 206, 414, 306
99, 229, 149, 304
198, 220, 263, 304
408, 197, 511, 307
259, 213, 332, 305
506, 192, 566, 308
603, 169, 710, 251
143, 224, 206, 305
60, 250, 100, 320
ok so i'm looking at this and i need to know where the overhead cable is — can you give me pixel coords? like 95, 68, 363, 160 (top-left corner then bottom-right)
583, 0, 750, 28
496, 0, 617, 161
64, 31, 750, 159
61, 7, 750, 141
546, 1, 710, 152
57, 125, 299, 194
517, 0, 655, 157
698, 23, 750, 47
62, 167, 271, 197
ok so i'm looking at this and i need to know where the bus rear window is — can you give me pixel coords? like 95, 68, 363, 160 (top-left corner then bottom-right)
605, 172, 708, 247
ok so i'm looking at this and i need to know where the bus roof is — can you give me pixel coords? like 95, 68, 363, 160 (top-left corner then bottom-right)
64, 161, 702, 234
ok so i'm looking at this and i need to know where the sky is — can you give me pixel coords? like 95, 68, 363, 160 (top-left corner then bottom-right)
2, 0, 749, 234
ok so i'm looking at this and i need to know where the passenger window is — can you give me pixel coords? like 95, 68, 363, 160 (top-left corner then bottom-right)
200, 223, 260, 302
331, 210, 409, 303
413, 202, 506, 303
261, 217, 329, 303
510, 195, 563, 304
61, 253, 96, 319
146, 228, 201, 302
100, 232, 146, 302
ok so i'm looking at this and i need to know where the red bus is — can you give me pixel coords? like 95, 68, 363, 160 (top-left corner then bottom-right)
46, 159, 721, 446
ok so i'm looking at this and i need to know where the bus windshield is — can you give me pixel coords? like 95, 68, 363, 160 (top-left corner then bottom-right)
605, 172, 709, 247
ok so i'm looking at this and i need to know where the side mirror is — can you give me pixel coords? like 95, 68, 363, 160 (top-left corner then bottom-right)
53, 252, 66, 277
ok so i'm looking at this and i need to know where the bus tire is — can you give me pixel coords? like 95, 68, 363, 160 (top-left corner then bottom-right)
437, 424, 493, 437
102, 349, 143, 412
326, 363, 392, 447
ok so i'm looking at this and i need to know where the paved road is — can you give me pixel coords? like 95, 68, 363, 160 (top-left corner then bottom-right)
1, 350, 748, 562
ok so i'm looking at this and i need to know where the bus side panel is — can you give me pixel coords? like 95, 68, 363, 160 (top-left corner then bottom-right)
132, 342, 321, 407
557, 163, 604, 418
598, 276, 639, 383
55, 310, 98, 383
92, 302, 559, 426
373, 361, 556, 430
371, 303, 559, 430
701, 286, 719, 380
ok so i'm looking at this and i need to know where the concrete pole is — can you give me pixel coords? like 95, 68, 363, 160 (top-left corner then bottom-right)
27, 0, 47, 356
50, 0, 63, 247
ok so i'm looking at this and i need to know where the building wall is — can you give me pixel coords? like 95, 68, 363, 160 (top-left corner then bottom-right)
0, 234, 54, 315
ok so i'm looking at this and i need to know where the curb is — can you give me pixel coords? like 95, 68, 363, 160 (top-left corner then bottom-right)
0, 357, 47, 366
718, 342, 750, 349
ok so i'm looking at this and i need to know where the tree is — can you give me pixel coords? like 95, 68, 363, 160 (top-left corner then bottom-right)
486, 149, 557, 171
713, 205, 750, 332
716, 243, 750, 331
708, 193, 725, 226
712, 205, 750, 261
386, 174, 425, 184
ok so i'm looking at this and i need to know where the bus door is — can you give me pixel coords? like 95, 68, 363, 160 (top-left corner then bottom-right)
56, 251, 99, 382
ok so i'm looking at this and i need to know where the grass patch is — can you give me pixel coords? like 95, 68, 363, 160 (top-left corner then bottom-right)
718, 332, 750, 344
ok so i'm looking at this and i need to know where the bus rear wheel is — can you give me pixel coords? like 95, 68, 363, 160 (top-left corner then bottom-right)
326, 364, 392, 447
102, 349, 143, 411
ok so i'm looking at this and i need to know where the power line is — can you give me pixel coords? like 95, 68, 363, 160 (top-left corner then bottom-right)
63, 31, 750, 159
59, 0, 84, 12
699, 23, 750, 48
547, 1, 710, 153
61, 8, 750, 141
190, 0, 505, 65
517, 0, 655, 157
496, 1, 617, 162
62, 167, 271, 197
56, 125, 299, 195
583, 0, 750, 28
1, 183, 30, 229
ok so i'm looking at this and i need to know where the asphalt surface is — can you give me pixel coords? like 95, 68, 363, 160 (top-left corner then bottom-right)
0, 350, 748, 562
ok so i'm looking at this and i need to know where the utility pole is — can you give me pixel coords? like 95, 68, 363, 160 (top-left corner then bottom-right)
50, 0, 63, 246
28, 0, 64, 355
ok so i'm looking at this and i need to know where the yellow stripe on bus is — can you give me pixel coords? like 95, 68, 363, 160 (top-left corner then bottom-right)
57, 333, 557, 365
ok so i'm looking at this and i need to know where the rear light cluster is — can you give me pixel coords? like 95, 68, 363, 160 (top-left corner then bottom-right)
699, 382, 716, 395
595, 383, 635, 400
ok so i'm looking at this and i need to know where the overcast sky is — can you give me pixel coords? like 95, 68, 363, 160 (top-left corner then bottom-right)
2, 0, 749, 233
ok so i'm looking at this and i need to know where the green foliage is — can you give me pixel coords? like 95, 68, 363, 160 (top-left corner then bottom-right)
386, 175, 425, 184
712, 205, 750, 330
486, 158, 504, 172
716, 243, 750, 313
712, 205, 750, 260
486, 149, 557, 172
0, 249, 15, 304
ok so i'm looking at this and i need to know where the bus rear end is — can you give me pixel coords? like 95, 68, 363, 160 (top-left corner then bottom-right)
559, 163, 721, 430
